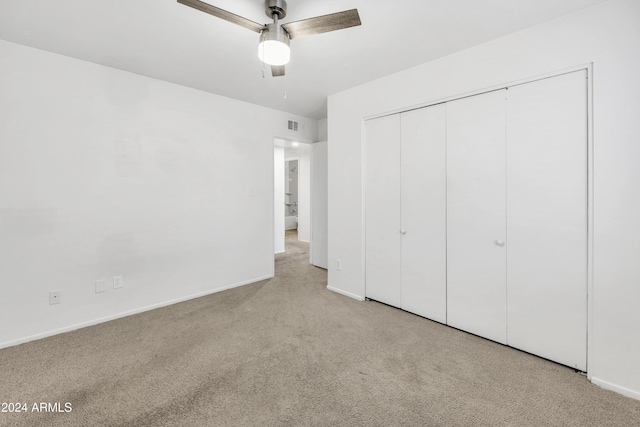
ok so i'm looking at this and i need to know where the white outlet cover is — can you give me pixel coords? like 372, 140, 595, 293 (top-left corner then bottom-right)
95, 279, 106, 293
113, 276, 123, 289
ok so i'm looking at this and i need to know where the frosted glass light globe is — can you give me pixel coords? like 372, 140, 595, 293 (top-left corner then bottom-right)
258, 40, 290, 66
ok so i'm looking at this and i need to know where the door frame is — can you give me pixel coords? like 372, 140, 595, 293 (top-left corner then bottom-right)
271, 136, 314, 263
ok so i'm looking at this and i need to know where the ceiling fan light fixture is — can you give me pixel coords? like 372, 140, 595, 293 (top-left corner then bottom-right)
258, 23, 290, 66
178, 0, 362, 77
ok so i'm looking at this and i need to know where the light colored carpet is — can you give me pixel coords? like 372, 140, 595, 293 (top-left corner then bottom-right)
1, 230, 639, 426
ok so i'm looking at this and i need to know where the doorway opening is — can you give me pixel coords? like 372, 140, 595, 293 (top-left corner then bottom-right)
274, 137, 328, 270
274, 138, 310, 254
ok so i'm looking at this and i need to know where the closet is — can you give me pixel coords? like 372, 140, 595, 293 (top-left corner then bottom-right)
364, 70, 588, 370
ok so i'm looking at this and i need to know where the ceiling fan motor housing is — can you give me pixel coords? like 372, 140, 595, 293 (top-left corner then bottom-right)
261, 23, 290, 46
265, 0, 287, 20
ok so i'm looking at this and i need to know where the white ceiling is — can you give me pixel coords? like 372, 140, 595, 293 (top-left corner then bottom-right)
0, 0, 608, 119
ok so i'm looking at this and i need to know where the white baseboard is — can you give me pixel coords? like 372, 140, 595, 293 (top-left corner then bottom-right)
0, 274, 273, 350
327, 285, 365, 301
275, 250, 285, 254
591, 376, 640, 401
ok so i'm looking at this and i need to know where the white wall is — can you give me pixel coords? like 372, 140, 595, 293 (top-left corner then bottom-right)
311, 141, 328, 269
274, 147, 285, 254
327, 0, 640, 399
0, 40, 317, 348
317, 119, 328, 142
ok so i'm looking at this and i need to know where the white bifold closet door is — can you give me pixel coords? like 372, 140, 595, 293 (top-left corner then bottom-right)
365, 105, 447, 321
365, 114, 402, 308
447, 90, 508, 344
400, 105, 447, 323
506, 70, 587, 370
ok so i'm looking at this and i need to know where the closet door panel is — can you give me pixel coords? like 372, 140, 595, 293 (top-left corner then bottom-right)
400, 105, 447, 323
365, 114, 402, 307
506, 70, 588, 370
447, 90, 507, 344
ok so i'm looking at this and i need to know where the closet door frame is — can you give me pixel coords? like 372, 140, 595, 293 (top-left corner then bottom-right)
360, 63, 594, 373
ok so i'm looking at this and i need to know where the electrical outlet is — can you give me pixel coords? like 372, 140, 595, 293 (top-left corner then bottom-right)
335, 259, 342, 271
95, 279, 106, 294
49, 291, 61, 305
112, 275, 123, 289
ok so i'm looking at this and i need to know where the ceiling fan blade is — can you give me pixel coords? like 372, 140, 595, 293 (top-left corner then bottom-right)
271, 65, 286, 77
177, 0, 265, 33
281, 9, 361, 40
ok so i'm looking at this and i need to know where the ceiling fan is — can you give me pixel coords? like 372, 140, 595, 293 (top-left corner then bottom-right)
177, 0, 362, 77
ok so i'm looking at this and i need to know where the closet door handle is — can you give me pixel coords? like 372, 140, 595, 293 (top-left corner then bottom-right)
400, 229, 406, 235
495, 240, 505, 247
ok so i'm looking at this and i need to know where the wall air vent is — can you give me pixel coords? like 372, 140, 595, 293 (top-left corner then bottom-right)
288, 120, 299, 131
